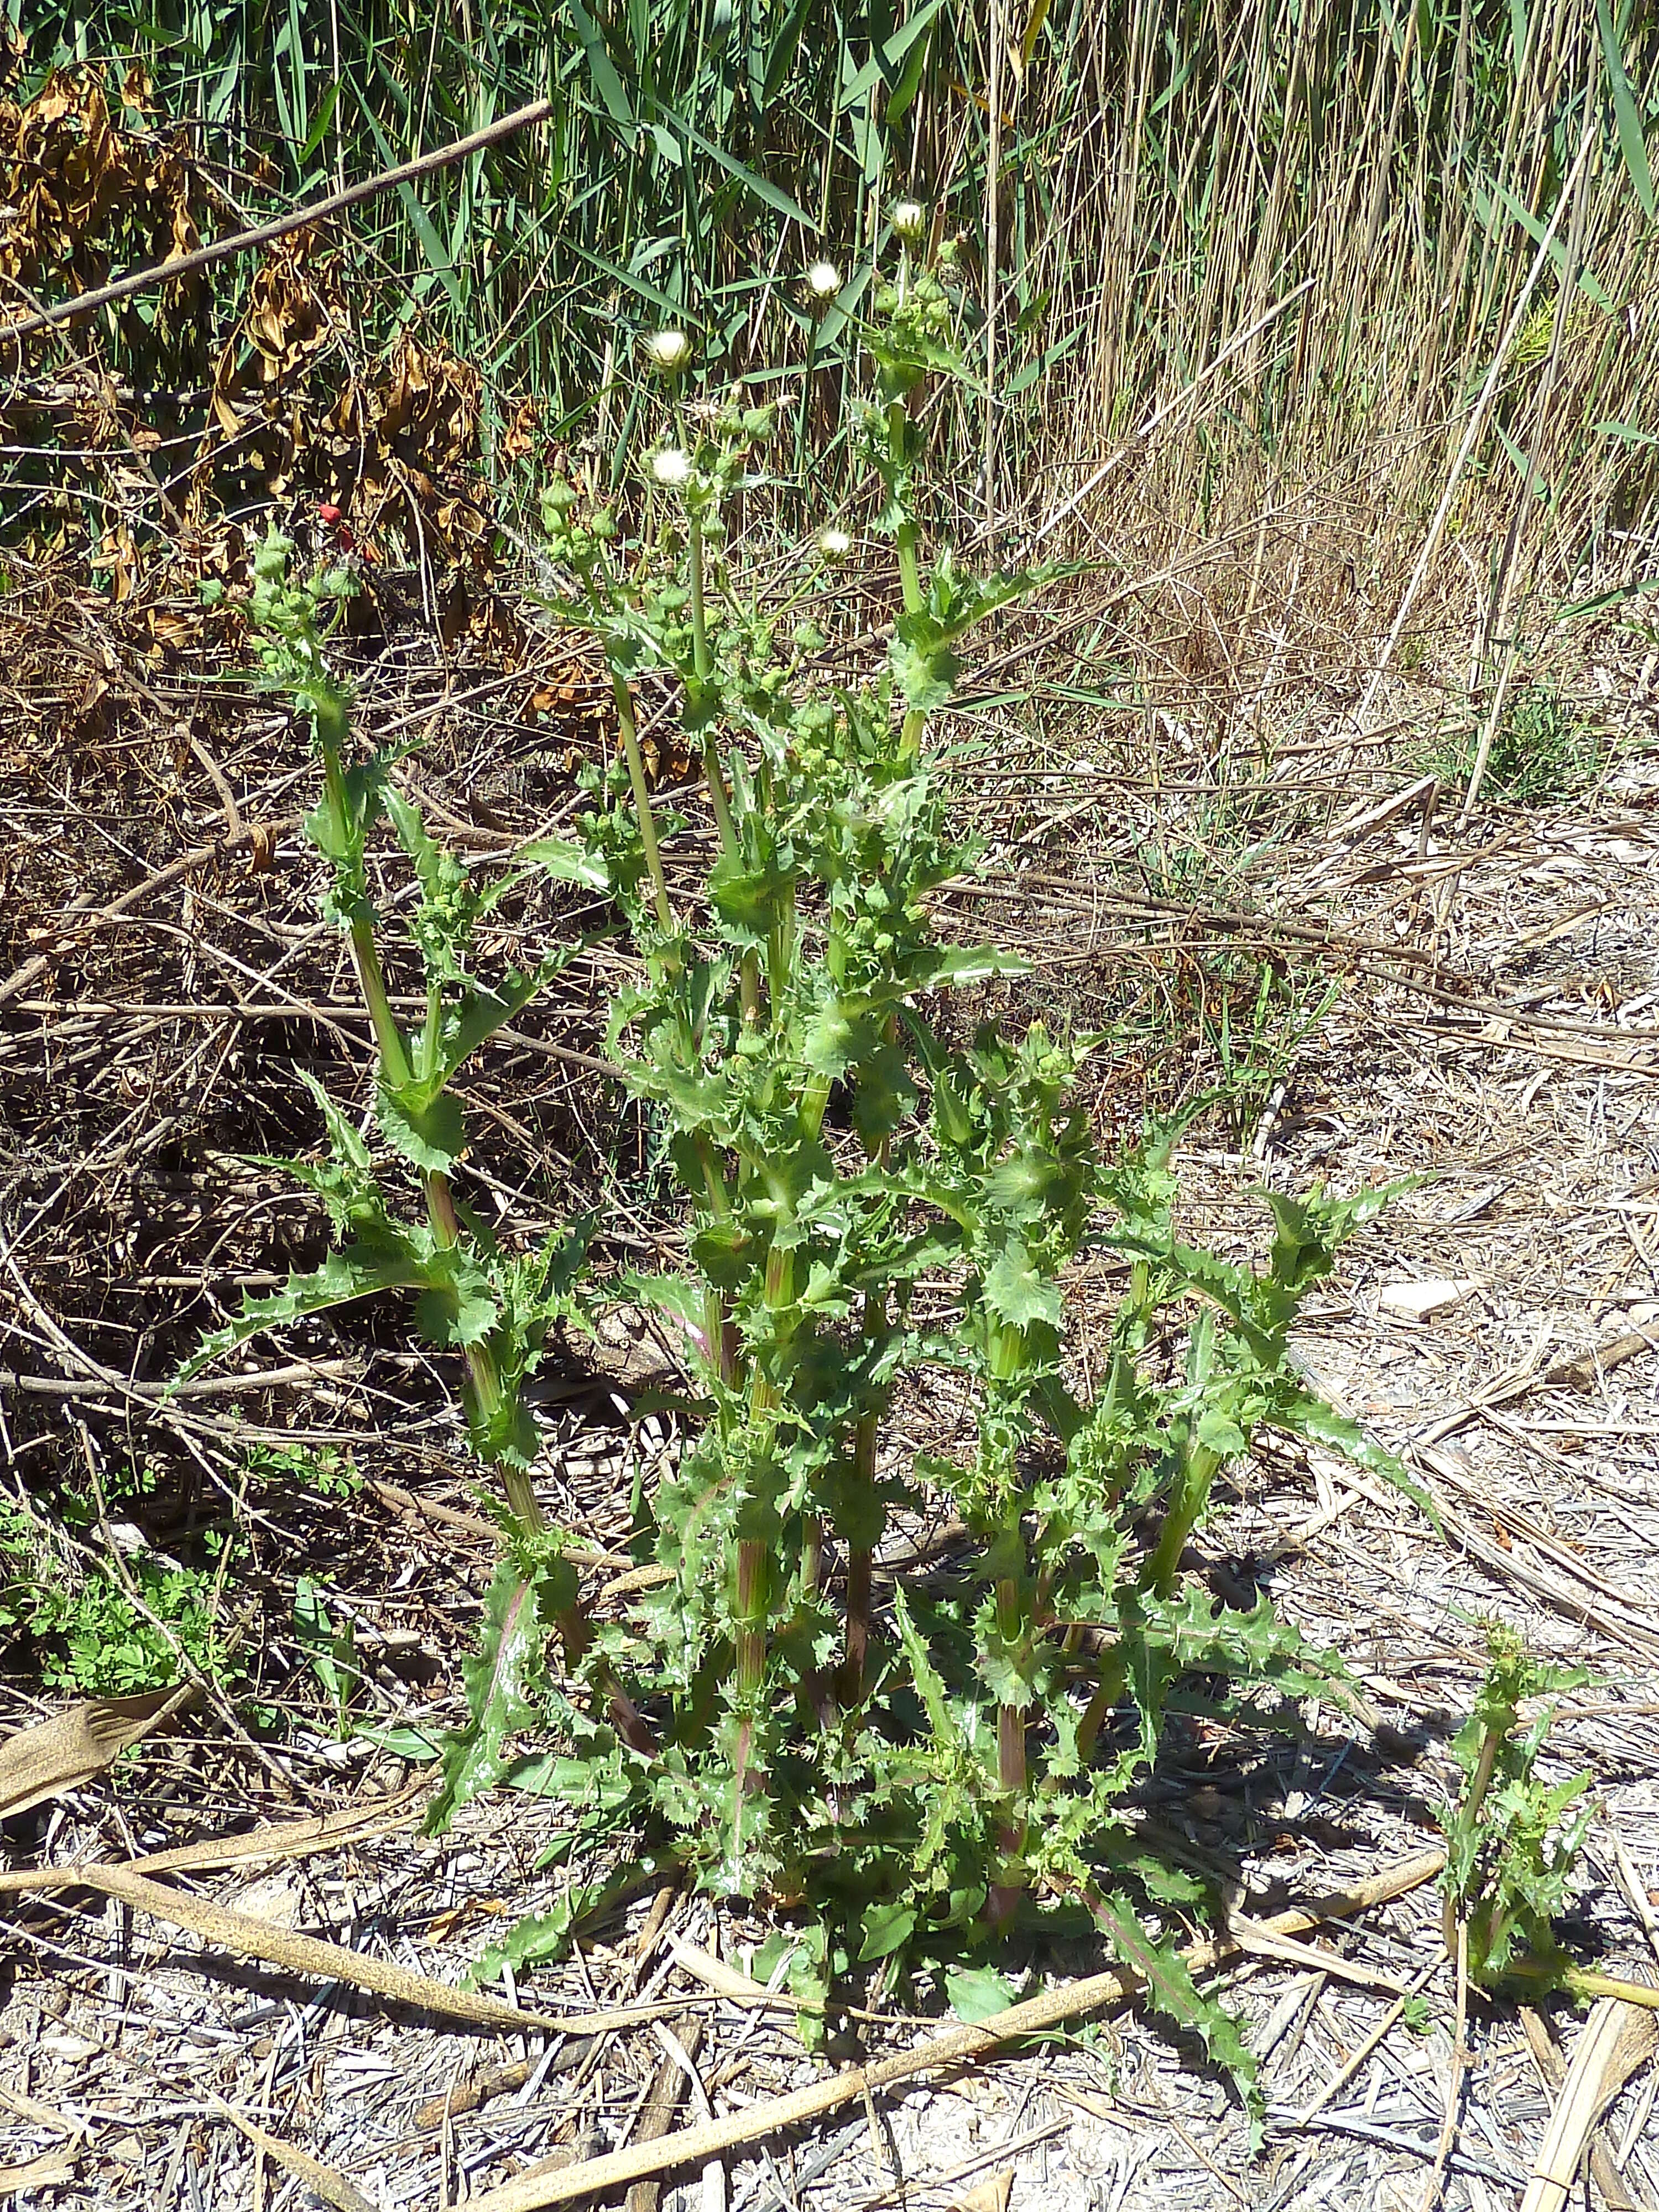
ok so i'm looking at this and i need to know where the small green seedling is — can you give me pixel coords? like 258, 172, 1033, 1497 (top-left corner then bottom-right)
1439, 1621, 1592, 1991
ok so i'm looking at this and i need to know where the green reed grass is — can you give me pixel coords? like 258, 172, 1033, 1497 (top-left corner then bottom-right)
20, 0, 1657, 598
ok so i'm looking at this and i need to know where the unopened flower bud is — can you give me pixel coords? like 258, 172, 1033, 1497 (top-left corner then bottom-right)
640, 327, 692, 374
650, 446, 692, 488
891, 199, 927, 243
805, 259, 841, 300
817, 527, 853, 562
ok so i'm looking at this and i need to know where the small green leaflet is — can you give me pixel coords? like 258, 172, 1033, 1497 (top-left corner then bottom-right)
518, 837, 611, 890
857, 1902, 916, 1962
427, 1562, 551, 1832
944, 1963, 1019, 2022
984, 1238, 1063, 1332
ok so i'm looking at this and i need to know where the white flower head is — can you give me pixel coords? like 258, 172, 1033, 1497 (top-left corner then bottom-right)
805, 259, 842, 301
817, 527, 853, 562
891, 199, 927, 244
650, 446, 693, 488
640, 327, 693, 374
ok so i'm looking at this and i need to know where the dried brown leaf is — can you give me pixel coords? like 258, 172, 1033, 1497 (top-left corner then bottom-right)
0, 1687, 178, 1820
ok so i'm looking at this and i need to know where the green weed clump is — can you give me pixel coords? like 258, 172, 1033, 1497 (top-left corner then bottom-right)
184, 217, 1415, 2120
0, 1488, 240, 1699
1430, 680, 1603, 807
1439, 1621, 1592, 1993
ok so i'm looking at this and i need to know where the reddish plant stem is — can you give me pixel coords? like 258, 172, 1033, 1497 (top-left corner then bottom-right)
986, 1574, 1029, 1927
729, 1537, 769, 1837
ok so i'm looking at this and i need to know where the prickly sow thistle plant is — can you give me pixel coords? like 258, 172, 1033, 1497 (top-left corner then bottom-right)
184, 221, 1413, 2117
489, 228, 1412, 2111
171, 528, 620, 1742
1438, 1623, 1593, 1992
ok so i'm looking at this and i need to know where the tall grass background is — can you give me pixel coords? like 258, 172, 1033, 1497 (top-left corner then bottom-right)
17, 0, 1659, 682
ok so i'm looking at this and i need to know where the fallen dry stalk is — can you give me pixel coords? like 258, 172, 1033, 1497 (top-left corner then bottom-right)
0, 1687, 187, 1821
126, 1781, 426, 1875
0, 1861, 790, 2042
461, 1848, 1449, 2212
210, 2098, 375, 2212
1520, 1999, 1659, 2212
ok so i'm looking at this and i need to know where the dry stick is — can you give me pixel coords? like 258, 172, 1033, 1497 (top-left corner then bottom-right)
0, 99, 554, 347
461, 1850, 1450, 2212
124, 1787, 425, 1876
1520, 2000, 1656, 2212
209, 2100, 373, 2212
1519, 2002, 1658, 2212
1417, 1919, 1470, 2212
624, 2018, 707, 2212
1293, 1959, 1442, 2125
0, 1861, 787, 2042
1353, 109, 1599, 734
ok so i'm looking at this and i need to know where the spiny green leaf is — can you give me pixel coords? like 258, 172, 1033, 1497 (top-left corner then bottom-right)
171, 1244, 425, 1389
1089, 1890, 1261, 2135
427, 1562, 552, 1831
467, 1860, 653, 1987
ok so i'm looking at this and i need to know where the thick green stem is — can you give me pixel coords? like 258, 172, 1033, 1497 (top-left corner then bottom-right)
684, 507, 741, 865
895, 525, 924, 619
612, 671, 674, 935
727, 1212, 797, 1825
1443, 1721, 1506, 1956
1144, 1440, 1220, 1599
347, 916, 413, 1089
1075, 1640, 1126, 1766
418, 980, 442, 1088
687, 508, 712, 684
839, 1286, 886, 1709
885, 398, 925, 622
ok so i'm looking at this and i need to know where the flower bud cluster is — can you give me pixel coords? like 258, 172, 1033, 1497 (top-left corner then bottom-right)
247, 529, 354, 750
874, 267, 953, 359
540, 476, 617, 571
641, 390, 780, 540
410, 842, 477, 974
